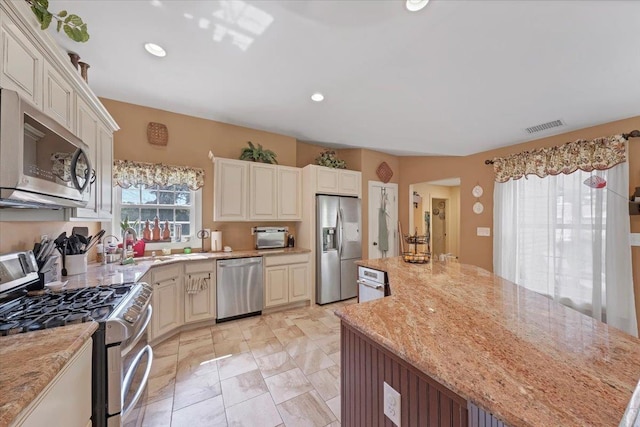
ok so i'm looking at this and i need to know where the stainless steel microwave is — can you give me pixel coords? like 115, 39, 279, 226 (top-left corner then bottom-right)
0, 88, 92, 208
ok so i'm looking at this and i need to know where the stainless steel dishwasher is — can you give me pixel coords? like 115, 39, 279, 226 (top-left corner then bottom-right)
216, 257, 263, 321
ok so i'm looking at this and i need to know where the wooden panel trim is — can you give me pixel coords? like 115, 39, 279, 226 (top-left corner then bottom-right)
341, 321, 468, 427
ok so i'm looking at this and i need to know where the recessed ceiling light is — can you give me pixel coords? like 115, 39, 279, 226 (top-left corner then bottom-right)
311, 93, 324, 102
144, 42, 166, 57
406, 0, 429, 12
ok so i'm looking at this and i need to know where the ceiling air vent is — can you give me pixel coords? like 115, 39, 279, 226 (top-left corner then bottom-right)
524, 119, 565, 134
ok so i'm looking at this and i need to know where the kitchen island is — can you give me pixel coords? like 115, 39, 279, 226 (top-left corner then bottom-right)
335, 257, 640, 427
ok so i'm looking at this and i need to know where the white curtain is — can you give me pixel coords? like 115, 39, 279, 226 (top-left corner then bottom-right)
493, 160, 637, 337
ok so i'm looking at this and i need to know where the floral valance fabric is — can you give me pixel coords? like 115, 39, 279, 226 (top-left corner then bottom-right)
113, 160, 205, 190
491, 134, 627, 183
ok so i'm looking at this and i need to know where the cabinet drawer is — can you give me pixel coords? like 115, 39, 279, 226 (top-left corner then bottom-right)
152, 265, 181, 283
184, 261, 215, 275
264, 253, 309, 267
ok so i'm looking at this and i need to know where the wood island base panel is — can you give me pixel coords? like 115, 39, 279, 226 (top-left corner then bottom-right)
335, 257, 640, 427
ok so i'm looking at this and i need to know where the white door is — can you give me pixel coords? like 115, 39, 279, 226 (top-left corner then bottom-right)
368, 181, 398, 259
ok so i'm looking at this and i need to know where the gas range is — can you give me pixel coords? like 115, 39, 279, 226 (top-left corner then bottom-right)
0, 250, 154, 426
0, 284, 133, 336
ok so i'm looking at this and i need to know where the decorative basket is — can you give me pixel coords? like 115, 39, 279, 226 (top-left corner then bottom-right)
147, 122, 168, 146
404, 234, 428, 245
376, 161, 393, 183
402, 252, 430, 264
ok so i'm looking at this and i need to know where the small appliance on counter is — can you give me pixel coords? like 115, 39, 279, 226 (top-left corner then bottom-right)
252, 226, 288, 249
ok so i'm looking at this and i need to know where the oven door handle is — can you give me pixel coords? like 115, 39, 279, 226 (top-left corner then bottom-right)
121, 344, 154, 420
121, 305, 152, 357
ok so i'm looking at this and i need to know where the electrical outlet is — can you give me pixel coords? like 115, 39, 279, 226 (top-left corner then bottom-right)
383, 381, 401, 426
477, 227, 491, 237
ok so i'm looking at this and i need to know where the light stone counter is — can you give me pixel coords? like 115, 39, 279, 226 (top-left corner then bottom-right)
336, 257, 640, 427
0, 322, 98, 426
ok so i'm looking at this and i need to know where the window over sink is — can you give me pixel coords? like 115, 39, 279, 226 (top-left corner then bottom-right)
113, 184, 202, 250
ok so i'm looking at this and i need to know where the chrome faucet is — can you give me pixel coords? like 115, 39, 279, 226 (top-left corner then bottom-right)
121, 227, 138, 264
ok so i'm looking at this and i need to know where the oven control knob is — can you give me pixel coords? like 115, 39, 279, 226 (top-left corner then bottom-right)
124, 307, 139, 323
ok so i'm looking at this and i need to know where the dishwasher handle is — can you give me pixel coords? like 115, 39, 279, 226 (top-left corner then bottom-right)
218, 260, 262, 268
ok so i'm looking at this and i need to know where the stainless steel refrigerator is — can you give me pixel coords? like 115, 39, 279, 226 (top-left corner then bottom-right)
316, 195, 362, 304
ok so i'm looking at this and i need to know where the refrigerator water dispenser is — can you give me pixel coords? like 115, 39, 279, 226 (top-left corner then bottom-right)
322, 228, 337, 251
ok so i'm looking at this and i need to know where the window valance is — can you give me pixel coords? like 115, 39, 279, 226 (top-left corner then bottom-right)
490, 134, 627, 183
113, 160, 205, 190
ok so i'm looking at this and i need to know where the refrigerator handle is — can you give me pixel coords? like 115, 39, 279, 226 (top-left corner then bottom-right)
338, 208, 344, 257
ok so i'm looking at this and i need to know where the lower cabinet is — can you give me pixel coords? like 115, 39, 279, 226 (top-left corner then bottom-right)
264, 254, 310, 308
150, 265, 184, 341
13, 339, 92, 427
184, 261, 216, 323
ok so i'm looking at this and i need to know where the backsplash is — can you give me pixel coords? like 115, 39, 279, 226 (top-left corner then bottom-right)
0, 221, 101, 260
207, 222, 298, 252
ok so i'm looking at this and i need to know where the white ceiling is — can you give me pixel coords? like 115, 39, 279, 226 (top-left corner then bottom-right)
49, 0, 640, 156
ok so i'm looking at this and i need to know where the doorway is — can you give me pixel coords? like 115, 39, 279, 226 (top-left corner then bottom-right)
409, 178, 460, 259
368, 181, 398, 259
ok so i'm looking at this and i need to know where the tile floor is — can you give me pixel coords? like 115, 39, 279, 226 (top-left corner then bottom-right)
125, 299, 355, 427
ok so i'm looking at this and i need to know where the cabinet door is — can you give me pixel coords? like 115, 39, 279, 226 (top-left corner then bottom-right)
278, 166, 302, 220
43, 62, 74, 131
249, 163, 277, 220
68, 97, 99, 219
288, 263, 310, 302
97, 125, 113, 219
184, 272, 216, 323
214, 159, 248, 221
316, 166, 339, 194
0, 17, 42, 108
264, 266, 289, 308
339, 170, 361, 197
151, 277, 183, 340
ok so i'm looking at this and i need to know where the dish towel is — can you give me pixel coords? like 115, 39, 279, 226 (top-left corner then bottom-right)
186, 275, 209, 295
378, 207, 389, 253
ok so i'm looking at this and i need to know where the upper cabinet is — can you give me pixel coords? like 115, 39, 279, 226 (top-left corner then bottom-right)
277, 166, 302, 220
0, 1, 119, 221
307, 165, 361, 197
214, 158, 249, 221
0, 15, 42, 108
214, 158, 302, 222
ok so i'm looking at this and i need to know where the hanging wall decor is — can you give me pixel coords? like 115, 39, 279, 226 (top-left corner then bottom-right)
376, 161, 393, 183
147, 122, 169, 146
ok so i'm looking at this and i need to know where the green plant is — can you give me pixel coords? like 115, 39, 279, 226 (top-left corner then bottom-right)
239, 141, 278, 164
315, 149, 346, 169
120, 215, 139, 233
26, 0, 90, 43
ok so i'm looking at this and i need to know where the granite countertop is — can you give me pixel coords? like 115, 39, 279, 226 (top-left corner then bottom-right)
336, 257, 640, 427
61, 247, 311, 290
0, 322, 98, 426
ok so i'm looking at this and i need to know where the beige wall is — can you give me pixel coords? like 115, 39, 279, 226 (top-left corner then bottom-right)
101, 98, 299, 251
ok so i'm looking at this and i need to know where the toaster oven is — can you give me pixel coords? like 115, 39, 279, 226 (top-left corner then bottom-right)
253, 227, 288, 249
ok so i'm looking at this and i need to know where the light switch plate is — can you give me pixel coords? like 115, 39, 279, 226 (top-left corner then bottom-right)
477, 227, 491, 237
631, 233, 640, 247
383, 381, 401, 426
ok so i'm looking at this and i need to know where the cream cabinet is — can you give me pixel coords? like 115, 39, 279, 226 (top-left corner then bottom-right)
249, 163, 277, 220
277, 166, 302, 220
214, 158, 303, 221
12, 339, 92, 427
214, 158, 248, 221
150, 265, 184, 341
0, 15, 42, 108
97, 125, 113, 218
312, 165, 361, 197
264, 253, 310, 308
43, 62, 74, 131
184, 261, 216, 323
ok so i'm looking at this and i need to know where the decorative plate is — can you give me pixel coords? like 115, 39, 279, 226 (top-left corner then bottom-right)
473, 201, 484, 214
438, 201, 445, 209
472, 185, 484, 198
432, 208, 440, 215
